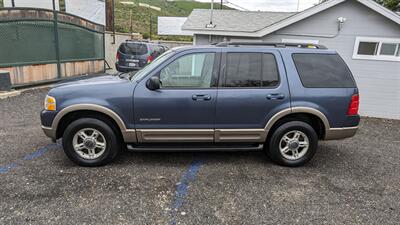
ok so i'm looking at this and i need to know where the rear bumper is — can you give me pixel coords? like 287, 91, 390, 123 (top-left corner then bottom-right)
324, 126, 358, 140
115, 63, 142, 72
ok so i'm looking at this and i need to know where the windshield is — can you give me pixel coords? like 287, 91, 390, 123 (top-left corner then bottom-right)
131, 50, 175, 82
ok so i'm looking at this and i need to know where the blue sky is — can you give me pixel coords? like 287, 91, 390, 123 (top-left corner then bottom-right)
195, 0, 321, 12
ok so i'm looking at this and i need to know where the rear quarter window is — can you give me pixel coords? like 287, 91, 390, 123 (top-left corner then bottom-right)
224, 52, 279, 88
292, 53, 356, 88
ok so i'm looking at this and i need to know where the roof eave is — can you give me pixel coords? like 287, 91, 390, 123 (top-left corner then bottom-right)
357, 0, 400, 25
183, 0, 400, 38
183, 0, 347, 37
254, 0, 346, 37
182, 29, 261, 37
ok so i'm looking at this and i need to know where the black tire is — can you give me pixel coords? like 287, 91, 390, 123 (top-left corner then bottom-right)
62, 118, 121, 167
267, 121, 318, 167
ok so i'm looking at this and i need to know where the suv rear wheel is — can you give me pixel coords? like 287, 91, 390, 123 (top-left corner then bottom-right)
268, 121, 318, 167
62, 118, 120, 166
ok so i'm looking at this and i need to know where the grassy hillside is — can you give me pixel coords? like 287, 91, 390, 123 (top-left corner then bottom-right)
0, 0, 231, 41
114, 0, 233, 41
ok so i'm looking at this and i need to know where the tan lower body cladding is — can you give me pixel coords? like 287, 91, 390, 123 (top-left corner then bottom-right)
134, 126, 357, 143
136, 129, 266, 142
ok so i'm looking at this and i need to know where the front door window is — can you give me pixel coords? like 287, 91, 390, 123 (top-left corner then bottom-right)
159, 53, 215, 88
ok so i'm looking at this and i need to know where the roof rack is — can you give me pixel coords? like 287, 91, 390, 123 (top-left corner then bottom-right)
215, 41, 327, 49
125, 39, 161, 44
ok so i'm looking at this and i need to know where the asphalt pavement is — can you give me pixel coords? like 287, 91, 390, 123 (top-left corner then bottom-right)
0, 87, 399, 225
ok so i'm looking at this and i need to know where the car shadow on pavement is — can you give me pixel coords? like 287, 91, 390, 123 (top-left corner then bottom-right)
109, 143, 351, 169
50, 140, 355, 170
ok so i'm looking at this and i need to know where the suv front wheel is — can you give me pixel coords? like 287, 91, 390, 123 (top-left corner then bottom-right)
62, 118, 120, 166
268, 121, 318, 167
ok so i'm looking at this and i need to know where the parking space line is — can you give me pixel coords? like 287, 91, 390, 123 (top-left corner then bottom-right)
24, 143, 59, 160
0, 162, 18, 174
0, 143, 60, 174
170, 160, 204, 225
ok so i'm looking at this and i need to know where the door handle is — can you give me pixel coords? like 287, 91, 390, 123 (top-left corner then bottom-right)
192, 94, 211, 101
267, 93, 285, 100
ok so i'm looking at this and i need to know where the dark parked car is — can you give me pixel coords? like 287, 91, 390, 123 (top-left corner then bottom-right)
115, 41, 168, 72
41, 42, 360, 167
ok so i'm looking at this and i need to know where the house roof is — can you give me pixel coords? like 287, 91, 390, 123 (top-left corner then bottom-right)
181, 9, 295, 33
182, 0, 400, 38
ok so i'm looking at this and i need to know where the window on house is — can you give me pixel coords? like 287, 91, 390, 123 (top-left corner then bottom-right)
357, 42, 378, 55
353, 37, 400, 61
380, 43, 398, 56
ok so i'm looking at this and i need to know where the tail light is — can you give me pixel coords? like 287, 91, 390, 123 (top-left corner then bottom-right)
347, 94, 359, 115
147, 55, 153, 64
116, 52, 120, 62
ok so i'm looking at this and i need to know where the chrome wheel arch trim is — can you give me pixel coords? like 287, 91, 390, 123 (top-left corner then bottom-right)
51, 104, 136, 143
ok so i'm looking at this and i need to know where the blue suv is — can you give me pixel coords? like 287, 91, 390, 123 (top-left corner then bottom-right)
41, 42, 360, 167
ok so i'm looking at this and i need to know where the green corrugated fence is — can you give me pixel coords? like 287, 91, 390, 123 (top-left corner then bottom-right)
0, 7, 105, 85
0, 20, 57, 67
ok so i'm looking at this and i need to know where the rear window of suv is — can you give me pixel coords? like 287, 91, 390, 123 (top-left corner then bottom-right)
120, 43, 148, 55
292, 53, 356, 88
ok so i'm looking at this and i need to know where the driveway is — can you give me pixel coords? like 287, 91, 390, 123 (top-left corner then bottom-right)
0, 88, 399, 225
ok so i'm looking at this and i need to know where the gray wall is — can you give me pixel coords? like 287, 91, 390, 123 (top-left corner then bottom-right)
195, 34, 225, 45
194, 1, 400, 119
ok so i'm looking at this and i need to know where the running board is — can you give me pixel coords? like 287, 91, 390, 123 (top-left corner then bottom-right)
126, 144, 264, 152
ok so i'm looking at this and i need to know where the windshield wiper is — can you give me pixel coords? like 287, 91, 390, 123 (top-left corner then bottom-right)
112, 71, 130, 79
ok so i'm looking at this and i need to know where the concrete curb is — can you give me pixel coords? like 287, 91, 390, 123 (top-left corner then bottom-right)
0, 90, 21, 99
0, 84, 54, 100
0, 73, 106, 100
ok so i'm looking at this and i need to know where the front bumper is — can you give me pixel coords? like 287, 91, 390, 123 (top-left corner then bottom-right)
324, 126, 358, 140
41, 125, 56, 140
41, 110, 57, 140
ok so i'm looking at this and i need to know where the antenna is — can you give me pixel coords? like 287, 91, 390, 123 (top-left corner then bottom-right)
297, 0, 300, 12
206, 0, 216, 28
210, 0, 214, 24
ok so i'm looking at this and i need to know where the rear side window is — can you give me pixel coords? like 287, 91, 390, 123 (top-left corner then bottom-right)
292, 53, 355, 88
224, 53, 279, 88
119, 43, 148, 55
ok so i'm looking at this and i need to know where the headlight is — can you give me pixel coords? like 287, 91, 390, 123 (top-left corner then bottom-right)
44, 95, 56, 111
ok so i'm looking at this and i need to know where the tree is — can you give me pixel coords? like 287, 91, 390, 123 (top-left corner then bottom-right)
320, 0, 399, 11
375, 0, 400, 11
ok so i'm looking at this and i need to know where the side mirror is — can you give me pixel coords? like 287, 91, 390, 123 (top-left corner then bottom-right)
146, 76, 161, 90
